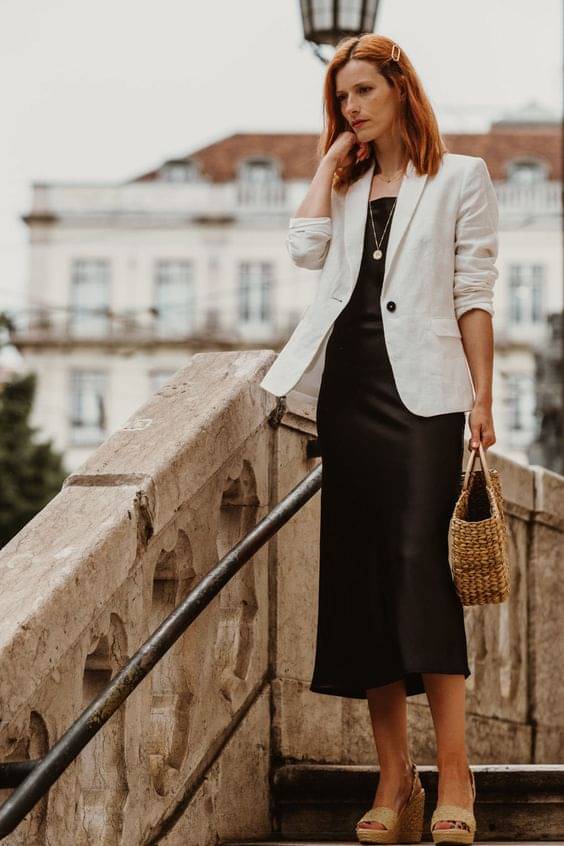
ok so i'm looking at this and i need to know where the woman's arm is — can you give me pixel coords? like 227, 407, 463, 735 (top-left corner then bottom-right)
459, 308, 496, 450
286, 135, 360, 270
294, 155, 337, 218
454, 157, 499, 450
453, 157, 499, 321
294, 132, 362, 217
285, 155, 338, 270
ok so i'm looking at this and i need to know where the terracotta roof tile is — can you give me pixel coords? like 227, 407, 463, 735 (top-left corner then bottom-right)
131, 126, 562, 184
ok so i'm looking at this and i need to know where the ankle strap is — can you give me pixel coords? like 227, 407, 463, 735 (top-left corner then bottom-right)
409, 760, 419, 799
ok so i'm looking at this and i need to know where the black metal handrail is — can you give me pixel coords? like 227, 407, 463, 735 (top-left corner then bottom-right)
0, 446, 322, 838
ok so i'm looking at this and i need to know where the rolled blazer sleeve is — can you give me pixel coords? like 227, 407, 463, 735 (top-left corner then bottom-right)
286, 216, 332, 270
453, 157, 499, 321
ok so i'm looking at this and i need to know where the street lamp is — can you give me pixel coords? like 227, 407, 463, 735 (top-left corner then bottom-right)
298, 0, 382, 62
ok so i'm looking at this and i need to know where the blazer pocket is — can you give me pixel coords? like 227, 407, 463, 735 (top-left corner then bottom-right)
431, 316, 462, 338
429, 317, 465, 373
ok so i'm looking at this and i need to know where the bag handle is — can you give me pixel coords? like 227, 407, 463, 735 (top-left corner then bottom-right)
462, 441, 493, 492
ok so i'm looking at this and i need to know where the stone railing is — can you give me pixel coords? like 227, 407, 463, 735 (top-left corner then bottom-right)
26, 179, 289, 222
0, 349, 562, 844
494, 178, 562, 220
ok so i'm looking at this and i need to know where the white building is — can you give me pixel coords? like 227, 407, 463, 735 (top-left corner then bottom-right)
12, 113, 562, 472
484, 104, 562, 464
14, 134, 315, 471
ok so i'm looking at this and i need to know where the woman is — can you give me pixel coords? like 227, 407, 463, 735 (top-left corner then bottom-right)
259, 34, 498, 846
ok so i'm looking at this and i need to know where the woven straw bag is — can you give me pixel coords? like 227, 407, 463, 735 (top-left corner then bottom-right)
448, 441, 511, 606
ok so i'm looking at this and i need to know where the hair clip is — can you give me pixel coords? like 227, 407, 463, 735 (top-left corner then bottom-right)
391, 44, 401, 62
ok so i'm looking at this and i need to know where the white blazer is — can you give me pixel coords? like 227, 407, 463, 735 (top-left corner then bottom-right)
259, 152, 499, 417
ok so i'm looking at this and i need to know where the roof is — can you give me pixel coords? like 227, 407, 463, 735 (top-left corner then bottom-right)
130, 123, 562, 184
132, 133, 326, 183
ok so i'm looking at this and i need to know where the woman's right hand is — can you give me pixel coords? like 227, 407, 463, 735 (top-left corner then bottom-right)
324, 131, 371, 169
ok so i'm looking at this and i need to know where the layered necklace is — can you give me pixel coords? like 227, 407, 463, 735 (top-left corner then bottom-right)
368, 166, 404, 261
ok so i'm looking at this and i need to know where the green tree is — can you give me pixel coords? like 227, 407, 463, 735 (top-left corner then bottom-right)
0, 372, 68, 547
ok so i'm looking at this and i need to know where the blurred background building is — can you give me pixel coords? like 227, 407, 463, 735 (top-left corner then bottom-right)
5, 101, 562, 473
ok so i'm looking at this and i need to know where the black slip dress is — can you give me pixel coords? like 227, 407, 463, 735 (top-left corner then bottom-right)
310, 195, 471, 699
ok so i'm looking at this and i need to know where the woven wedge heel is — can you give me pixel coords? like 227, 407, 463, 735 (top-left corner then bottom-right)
356, 760, 425, 844
431, 766, 476, 845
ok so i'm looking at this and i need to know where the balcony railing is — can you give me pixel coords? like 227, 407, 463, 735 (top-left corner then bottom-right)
26, 178, 289, 222
24, 177, 564, 227
236, 180, 286, 207
9, 308, 298, 347
494, 179, 562, 219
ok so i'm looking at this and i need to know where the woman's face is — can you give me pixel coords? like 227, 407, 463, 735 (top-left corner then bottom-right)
335, 59, 401, 144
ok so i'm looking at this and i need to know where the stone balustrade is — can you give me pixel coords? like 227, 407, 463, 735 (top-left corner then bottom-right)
0, 349, 562, 844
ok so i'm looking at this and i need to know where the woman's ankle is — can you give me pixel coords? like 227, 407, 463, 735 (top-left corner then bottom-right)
376, 758, 416, 794
437, 753, 469, 774
377, 753, 413, 775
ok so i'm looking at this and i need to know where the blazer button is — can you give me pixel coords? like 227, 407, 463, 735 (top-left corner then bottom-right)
386, 301, 396, 312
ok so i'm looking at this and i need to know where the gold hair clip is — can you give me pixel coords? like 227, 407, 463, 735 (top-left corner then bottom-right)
391, 44, 401, 61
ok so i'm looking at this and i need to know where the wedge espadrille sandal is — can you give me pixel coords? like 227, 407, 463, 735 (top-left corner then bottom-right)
356, 760, 425, 844
430, 766, 476, 844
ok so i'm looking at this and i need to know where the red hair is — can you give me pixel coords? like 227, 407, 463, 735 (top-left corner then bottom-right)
318, 34, 448, 193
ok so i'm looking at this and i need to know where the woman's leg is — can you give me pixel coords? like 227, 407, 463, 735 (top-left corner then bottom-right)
423, 672, 475, 832
359, 679, 423, 831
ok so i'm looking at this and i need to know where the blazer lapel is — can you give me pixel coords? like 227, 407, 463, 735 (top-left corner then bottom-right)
343, 158, 428, 296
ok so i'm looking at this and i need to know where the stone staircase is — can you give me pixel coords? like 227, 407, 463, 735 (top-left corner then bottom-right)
228, 763, 564, 844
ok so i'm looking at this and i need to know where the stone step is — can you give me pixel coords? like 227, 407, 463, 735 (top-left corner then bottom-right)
252, 763, 564, 843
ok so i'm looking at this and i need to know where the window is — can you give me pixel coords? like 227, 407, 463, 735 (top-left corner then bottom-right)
507, 158, 547, 184
505, 372, 535, 434
238, 262, 272, 325
240, 158, 277, 184
205, 308, 221, 333
154, 260, 195, 336
509, 263, 544, 324
69, 259, 110, 337
159, 160, 198, 182
237, 158, 283, 206
69, 370, 107, 445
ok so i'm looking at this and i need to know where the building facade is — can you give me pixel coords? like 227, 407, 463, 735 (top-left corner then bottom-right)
12, 111, 563, 472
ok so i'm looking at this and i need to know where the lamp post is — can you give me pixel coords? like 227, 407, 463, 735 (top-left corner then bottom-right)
298, 0, 382, 62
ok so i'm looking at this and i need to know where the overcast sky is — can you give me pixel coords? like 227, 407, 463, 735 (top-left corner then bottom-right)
0, 0, 561, 315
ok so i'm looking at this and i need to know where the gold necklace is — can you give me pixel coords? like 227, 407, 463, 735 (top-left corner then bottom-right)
375, 166, 405, 184
368, 198, 396, 260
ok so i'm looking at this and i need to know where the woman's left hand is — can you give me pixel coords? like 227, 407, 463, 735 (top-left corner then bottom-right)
468, 401, 496, 451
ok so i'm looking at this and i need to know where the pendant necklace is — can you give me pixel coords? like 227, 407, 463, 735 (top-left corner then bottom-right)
368, 198, 396, 260
375, 165, 405, 184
